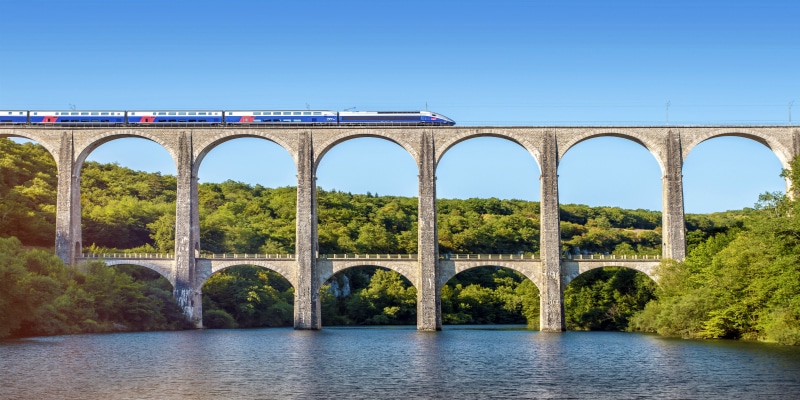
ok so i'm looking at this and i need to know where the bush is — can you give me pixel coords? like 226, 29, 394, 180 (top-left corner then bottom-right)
204, 309, 238, 329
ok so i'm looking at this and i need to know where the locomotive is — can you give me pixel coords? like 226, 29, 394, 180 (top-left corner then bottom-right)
0, 110, 456, 126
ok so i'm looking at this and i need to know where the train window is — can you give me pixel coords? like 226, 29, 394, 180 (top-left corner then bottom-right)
293, 112, 301, 115
101, 112, 108, 115
313, 112, 322, 115
169, 112, 177, 115
263, 112, 271, 115
158, 112, 166, 115
303, 112, 311, 115
178, 112, 186, 115
189, 112, 196, 115
91, 112, 99, 115
33, 112, 38, 115
284, 112, 292, 115
254, 112, 261, 115
81, 112, 89, 115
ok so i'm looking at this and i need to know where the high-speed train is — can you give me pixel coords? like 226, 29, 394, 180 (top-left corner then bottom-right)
0, 110, 455, 126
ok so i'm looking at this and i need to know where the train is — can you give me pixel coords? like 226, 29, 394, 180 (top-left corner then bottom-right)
0, 110, 456, 126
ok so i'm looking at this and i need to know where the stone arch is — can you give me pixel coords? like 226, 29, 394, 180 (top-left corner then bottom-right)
563, 262, 658, 286
312, 128, 421, 174
434, 128, 543, 171
73, 129, 179, 175
681, 128, 793, 170
321, 261, 419, 289
0, 129, 61, 167
557, 128, 666, 175
192, 129, 299, 176
203, 261, 297, 289
438, 262, 542, 292
102, 259, 175, 285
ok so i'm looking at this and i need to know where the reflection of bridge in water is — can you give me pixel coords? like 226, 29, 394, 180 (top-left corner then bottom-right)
6, 124, 798, 331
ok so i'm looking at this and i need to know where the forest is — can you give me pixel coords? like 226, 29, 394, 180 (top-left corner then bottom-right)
1, 137, 798, 344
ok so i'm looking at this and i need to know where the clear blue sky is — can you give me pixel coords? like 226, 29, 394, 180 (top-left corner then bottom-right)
2, 0, 797, 213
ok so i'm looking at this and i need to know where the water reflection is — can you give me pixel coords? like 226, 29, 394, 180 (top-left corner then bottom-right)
2, 327, 800, 399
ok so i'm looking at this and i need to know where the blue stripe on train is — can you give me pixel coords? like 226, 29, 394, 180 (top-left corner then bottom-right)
127, 116, 222, 123
0, 116, 28, 123
30, 116, 125, 123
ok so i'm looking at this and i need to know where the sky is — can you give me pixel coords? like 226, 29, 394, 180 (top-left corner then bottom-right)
1, 0, 797, 214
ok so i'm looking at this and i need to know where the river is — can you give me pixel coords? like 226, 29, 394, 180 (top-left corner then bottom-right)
2, 326, 800, 399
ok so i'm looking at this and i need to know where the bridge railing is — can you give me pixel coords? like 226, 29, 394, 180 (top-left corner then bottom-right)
442, 253, 539, 260
77, 252, 661, 262
564, 254, 661, 261
204, 253, 296, 260
81, 253, 174, 259
319, 254, 418, 260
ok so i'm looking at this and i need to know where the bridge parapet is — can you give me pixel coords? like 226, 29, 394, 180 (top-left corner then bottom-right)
565, 254, 661, 261
81, 253, 174, 260
204, 253, 296, 260
319, 253, 418, 260
442, 253, 539, 260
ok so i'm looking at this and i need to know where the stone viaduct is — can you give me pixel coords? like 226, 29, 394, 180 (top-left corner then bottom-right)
2, 125, 798, 332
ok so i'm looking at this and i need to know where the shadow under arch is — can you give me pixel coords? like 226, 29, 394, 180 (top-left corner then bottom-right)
563, 265, 657, 331
434, 129, 543, 172
439, 264, 541, 326
312, 128, 421, 175
558, 129, 666, 175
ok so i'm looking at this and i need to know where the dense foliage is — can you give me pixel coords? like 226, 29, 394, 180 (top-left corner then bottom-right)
441, 268, 540, 326
6, 137, 787, 340
202, 265, 294, 328
565, 267, 656, 330
0, 139, 57, 246
629, 159, 800, 345
0, 237, 192, 339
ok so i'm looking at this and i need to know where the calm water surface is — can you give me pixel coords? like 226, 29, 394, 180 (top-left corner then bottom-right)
2, 326, 800, 399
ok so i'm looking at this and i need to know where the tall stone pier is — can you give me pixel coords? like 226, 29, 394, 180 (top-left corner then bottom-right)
417, 131, 441, 330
